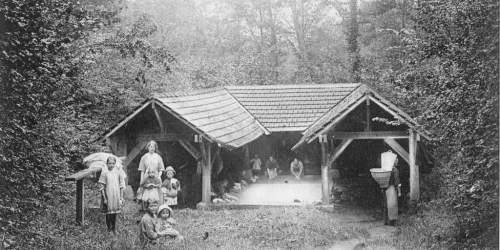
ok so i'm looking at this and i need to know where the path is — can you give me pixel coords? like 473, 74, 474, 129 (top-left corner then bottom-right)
320, 206, 399, 250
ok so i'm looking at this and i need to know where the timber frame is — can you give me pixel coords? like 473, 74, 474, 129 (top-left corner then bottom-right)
65, 83, 431, 223
293, 86, 430, 204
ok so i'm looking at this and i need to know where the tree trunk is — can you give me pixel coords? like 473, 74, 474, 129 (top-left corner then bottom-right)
267, 2, 278, 82
290, 0, 313, 81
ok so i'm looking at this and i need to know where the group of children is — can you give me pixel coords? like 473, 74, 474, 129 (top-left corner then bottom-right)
98, 140, 184, 245
139, 166, 180, 210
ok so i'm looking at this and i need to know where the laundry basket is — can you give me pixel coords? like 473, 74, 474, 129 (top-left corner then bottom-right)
370, 168, 392, 188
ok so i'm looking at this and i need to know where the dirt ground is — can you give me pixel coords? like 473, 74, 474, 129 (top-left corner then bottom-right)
318, 205, 399, 250
213, 174, 400, 250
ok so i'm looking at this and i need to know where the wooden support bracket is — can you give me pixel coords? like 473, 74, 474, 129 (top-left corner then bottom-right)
327, 139, 353, 166
123, 141, 148, 168
105, 137, 118, 155
383, 138, 410, 164
179, 140, 201, 160
152, 102, 165, 133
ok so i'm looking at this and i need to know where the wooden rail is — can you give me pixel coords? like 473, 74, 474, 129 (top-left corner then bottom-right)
65, 168, 102, 224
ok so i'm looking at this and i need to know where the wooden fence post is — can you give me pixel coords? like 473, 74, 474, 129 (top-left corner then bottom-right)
76, 179, 84, 224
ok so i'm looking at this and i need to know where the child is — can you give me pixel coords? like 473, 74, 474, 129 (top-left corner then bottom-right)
140, 168, 161, 211
161, 166, 180, 208
249, 154, 262, 178
139, 199, 159, 245
99, 156, 125, 234
156, 204, 184, 242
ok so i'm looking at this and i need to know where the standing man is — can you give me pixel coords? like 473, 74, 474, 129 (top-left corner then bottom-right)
265, 156, 279, 180
290, 158, 304, 180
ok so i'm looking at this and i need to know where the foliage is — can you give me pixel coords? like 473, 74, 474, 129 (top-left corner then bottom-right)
0, 0, 89, 233
345, 0, 361, 82
389, 0, 499, 248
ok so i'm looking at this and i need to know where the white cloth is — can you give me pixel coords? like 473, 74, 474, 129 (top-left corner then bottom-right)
386, 185, 398, 220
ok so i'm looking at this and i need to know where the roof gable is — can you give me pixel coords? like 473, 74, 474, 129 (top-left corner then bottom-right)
292, 84, 430, 150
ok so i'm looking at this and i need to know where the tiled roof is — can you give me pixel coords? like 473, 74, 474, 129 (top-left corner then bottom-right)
154, 87, 268, 149
225, 84, 361, 132
292, 84, 431, 150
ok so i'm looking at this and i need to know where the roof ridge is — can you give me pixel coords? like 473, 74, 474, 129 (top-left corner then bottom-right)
153, 86, 225, 98
225, 83, 360, 89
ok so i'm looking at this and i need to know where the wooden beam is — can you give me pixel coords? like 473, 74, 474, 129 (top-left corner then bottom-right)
123, 141, 148, 168
243, 145, 250, 170
65, 168, 101, 181
76, 179, 84, 224
320, 137, 330, 205
365, 97, 371, 132
136, 133, 180, 142
98, 101, 151, 143
308, 94, 368, 144
409, 129, 420, 200
327, 139, 353, 166
368, 95, 431, 141
105, 137, 118, 155
152, 102, 165, 133
200, 140, 212, 203
179, 140, 201, 160
383, 139, 410, 164
331, 131, 409, 139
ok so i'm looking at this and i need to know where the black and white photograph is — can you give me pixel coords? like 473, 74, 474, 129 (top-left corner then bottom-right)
0, 0, 498, 249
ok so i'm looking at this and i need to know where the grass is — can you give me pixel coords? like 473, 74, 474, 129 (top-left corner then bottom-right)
15, 193, 372, 250
6, 180, 464, 250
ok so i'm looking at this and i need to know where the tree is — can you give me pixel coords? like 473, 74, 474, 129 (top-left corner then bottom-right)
346, 0, 360, 82
0, 0, 90, 231
393, 0, 499, 247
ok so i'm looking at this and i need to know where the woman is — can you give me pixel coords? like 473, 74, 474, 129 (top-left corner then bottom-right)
385, 165, 401, 226
139, 140, 165, 206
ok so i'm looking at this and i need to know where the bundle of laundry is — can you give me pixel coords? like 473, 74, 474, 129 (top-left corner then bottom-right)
82, 152, 127, 178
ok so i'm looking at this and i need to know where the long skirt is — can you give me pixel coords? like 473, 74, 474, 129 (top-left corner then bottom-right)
385, 185, 398, 220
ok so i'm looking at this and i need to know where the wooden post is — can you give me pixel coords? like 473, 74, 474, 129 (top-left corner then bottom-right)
409, 129, 420, 200
320, 135, 330, 205
76, 179, 84, 224
243, 145, 250, 171
66, 168, 101, 224
200, 139, 212, 204
365, 97, 371, 132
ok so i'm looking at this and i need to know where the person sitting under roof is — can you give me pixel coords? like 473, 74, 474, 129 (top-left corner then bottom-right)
265, 156, 279, 180
290, 158, 304, 181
